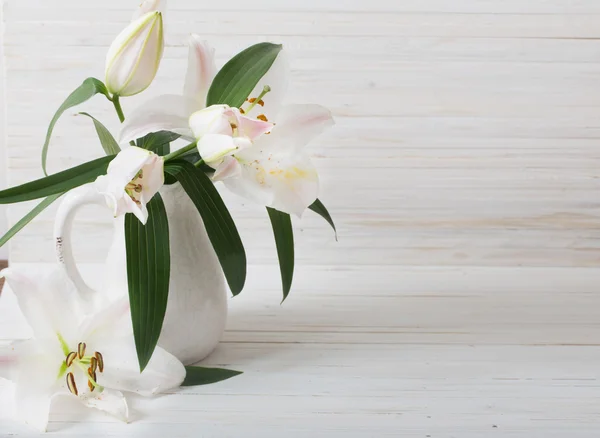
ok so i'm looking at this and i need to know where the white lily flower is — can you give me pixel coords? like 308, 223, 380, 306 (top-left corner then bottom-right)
119, 34, 217, 143
105, 8, 165, 97
94, 147, 164, 224
0, 268, 185, 432
198, 53, 334, 217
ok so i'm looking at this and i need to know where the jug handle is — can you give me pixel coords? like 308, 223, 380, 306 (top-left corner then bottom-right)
54, 183, 107, 300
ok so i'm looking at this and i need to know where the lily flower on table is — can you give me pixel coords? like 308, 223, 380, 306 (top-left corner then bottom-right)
0, 268, 185, 432
94, 146, 164, 224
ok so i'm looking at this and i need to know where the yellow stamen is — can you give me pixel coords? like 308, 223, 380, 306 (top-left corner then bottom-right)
90, 357, 98, 373
257, 114, 268, 122
95, 352, 104, 373
65, 351, 77, 367
77, 343, 86, 360
66, 372, 78, 396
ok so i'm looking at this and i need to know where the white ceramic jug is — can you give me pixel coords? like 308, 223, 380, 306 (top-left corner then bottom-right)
53, 183, 228, 365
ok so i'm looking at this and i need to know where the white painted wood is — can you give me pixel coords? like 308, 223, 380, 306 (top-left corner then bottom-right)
1, 0, 600, 436
0, 3, 7, 259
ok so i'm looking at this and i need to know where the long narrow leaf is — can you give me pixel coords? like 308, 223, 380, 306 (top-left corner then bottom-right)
164, 161, 246, 295
136, 131, 181, 155
0, 194, 62, 248
42, 78, 109, 175
125, 194, 171, 372
0, 156, 114, 205
267, 207, 295, 302
309, 199, 337, 240
79, 112, 121, 156
206, 43, 283, 108
182, 366, 243, 387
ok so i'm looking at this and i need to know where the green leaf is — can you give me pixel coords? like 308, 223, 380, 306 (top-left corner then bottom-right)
164, 161, 247, 295
309, 199, 338, 241
206, 42, 283, 108
125, 194, 171, 372
0, 194, 62, 248
267, 208, 295, 302
182, 366, 243, 387
136, 131, 181, 156
0, 155, 114, 205
42, 78, 110, 175
78, 112, 120, 156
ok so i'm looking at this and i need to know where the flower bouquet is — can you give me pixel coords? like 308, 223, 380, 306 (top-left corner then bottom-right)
0, 0, 335, 431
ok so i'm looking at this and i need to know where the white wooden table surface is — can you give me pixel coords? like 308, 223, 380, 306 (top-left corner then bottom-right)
1, 264, 599, 437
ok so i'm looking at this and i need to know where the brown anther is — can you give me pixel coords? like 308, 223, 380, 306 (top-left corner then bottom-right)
95, 352, 104, 373
138, 170, 144, 179
88, 380, 95, 392
134, 185, 143, 193
65, 351, 77, 367
258, 99, 265, 107
77, 343, 86, 360
239, 108, 246, 114
66, 372, 78, 396
248, 98, 256, 103
230, 123, 238, 130
90, 356, 98, 373
257, 114, 268, 122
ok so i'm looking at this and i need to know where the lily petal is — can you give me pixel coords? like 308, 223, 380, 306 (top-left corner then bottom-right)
197, 134, 239, 167
0, 269, 80, 343
212, 156, 242, 182
266, 153, 320, 217
107, 147, 160, 182
95, 337, 185, 397
120, 94, 199, 144
184, 35, 217, 107
231, 148, 319, 217
79, 389, 129, 423
232, 109, 274, 141
197, 134, 238, 166
14, 341, 65, 432
0, 346, 17, 381
189, 105, 233, 139
242, 51, 289, 122
258, 104, 335, 154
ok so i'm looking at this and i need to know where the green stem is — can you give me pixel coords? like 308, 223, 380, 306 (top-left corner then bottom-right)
112, 95, 126, 123
164, 141, 198, 162
111, 95, 136, 146
194, 159, 205, 168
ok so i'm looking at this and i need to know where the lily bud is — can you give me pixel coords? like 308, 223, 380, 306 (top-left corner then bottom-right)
105, 11, 164, 97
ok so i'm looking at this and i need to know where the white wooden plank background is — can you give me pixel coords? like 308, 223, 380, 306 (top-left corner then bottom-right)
0, 3, 7, 259
1, 0, 600, 436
